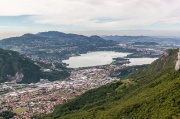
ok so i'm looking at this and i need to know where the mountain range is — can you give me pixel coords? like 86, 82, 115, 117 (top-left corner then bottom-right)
0, 31, 116, 62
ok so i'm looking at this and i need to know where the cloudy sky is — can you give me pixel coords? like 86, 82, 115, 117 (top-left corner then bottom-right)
0, 0, 180, 38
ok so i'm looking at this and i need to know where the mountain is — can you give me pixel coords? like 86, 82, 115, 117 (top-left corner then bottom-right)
0, 49, 70, 83
0, 48, 41, 83
102, 35, 180, 46
36, 31, 83, 38
102, 36, 153, 43
35, 49, 180, 119
0, 31, 116, 63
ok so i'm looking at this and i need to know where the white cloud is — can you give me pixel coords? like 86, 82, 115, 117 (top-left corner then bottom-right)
0, 0, 180, 30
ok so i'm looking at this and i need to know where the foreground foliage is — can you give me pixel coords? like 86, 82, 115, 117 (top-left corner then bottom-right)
0, 111, 16, 119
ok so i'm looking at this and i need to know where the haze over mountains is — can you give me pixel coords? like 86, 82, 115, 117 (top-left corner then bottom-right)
102, 35, 180, 45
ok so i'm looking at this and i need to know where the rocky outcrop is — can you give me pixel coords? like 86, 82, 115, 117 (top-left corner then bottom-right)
6, 72, 24, 82
175, 49, 180, 70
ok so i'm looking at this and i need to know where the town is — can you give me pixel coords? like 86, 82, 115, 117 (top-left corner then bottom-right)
0, 67, 120, 119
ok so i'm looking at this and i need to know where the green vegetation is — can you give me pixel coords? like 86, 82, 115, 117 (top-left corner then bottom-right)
34, 49, 180, 119
13, 107, 27, 114
42, 70, 70, 81
110, 64, 148, 78
0, 111, 16, 119
36, 62, 70, 81
0, 49, 70, 83
0, 48, 41, 83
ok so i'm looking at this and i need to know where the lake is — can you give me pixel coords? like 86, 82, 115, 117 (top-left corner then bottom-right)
62, 51, 157, 68
128, 58, 158, 66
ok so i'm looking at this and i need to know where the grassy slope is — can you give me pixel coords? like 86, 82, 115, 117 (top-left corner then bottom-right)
34, 49, 180, 119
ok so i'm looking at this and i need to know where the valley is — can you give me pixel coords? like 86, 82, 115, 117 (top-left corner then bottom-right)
34, 49, 180, 119
0, 32, 180, 119
1, 0, 180, 118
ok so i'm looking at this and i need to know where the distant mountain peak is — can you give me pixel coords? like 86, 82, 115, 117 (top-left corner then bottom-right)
90, 35, 101, 38
36, 31, 81, 38
37, 31, 65, 35
22, 33, 35, 37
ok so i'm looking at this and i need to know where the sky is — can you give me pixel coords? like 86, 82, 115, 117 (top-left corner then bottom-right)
0, 0, 180, 38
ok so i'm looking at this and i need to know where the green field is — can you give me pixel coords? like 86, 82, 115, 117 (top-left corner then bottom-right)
13, 107, 27, 114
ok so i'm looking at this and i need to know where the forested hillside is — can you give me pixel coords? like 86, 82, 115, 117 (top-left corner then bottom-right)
0, 49, 69, 83
35, 49, 180, 119
0, 48, 42, 83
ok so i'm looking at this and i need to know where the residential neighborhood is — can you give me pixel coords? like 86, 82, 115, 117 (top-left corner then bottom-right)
0, 67, 120, 119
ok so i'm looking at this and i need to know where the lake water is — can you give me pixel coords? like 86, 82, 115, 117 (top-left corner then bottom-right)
128, 58, 158, 66
62, 51, 157, 68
